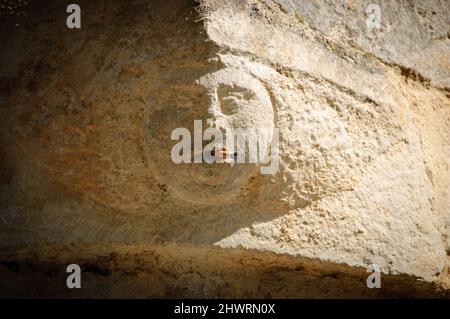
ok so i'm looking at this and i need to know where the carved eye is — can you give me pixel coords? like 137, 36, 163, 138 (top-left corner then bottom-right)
218, 85, 256, 115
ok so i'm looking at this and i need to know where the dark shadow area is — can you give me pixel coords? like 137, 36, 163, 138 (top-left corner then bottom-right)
0, 243, 448, 298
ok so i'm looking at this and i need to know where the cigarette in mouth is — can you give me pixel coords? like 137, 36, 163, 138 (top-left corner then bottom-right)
211, 146, 237, 160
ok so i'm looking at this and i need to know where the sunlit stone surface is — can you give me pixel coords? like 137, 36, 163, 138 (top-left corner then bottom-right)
0, 0, 449, 297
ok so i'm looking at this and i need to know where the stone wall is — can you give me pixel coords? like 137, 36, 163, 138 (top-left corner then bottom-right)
0, 0, 449, 297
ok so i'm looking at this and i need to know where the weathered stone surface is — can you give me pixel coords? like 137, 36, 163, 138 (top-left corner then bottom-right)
0, 0, 449, 297
1, 243, 448, 298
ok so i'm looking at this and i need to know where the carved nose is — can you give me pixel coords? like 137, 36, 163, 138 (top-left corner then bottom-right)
206, 92, 230, 128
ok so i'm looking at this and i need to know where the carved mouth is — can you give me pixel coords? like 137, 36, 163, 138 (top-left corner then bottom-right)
210, 146, 238, 161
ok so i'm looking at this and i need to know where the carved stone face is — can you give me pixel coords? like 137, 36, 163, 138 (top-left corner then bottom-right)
147, 67, 274, 204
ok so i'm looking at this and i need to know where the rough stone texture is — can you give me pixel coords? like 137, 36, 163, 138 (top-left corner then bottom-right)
0, 0, 449, 297
1, 243, 448, 298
